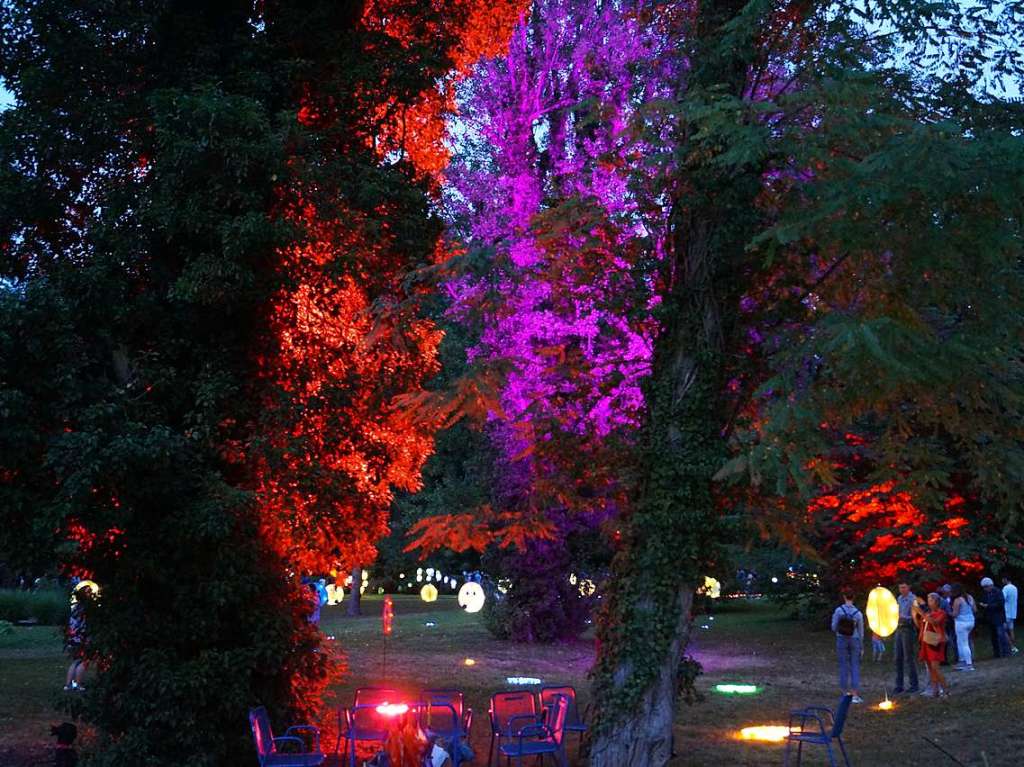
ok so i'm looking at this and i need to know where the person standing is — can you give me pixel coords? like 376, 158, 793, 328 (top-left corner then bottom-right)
893, 581, 920, 694
830, 590, 864, 703
939, 584, 956, 666
950, 584, 976, 671
913, 592, 949, 697
1002, 575, 1019, 654
978, 577, 1010, 658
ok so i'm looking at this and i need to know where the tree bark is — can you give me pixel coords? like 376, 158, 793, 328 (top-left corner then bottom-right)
347, 566, 362, 616
588, 587, 694, 765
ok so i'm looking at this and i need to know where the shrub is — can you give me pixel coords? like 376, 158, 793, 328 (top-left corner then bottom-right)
0, 588, 69, 625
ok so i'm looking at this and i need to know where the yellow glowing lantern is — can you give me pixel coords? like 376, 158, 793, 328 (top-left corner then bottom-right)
420, 583, 438, 603
701, 576, 721, 599
866, 586, 900, 638
458, 581, 486, 613
71, 580, 100, 606
738, 726, 791, 743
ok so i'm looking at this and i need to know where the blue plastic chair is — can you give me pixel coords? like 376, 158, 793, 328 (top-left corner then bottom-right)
249, 706, 325, 767
335, 687, 401, 767
540, 686, 586, 749
419, 689, 473, 767
497, 694, 568, 767
487, 690, 540, 767
783, 694, 853, 767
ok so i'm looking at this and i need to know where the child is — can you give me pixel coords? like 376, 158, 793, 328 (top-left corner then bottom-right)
872, 632, 886, 661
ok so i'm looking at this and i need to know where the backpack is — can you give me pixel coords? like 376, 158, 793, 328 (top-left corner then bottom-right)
836, 606, 858, 636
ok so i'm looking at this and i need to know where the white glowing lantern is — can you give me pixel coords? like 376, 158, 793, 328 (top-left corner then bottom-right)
420, 583, 438, 603
426, 567, 434, 578
326, 584, 344, 605
458, 582, 486, 613
435, 571, 442, 582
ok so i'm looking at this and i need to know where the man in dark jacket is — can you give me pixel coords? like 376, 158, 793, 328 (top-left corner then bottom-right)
979, 577, 1011, 659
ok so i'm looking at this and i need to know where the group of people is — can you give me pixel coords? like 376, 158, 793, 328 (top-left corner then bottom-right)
830, 575, 1018, 702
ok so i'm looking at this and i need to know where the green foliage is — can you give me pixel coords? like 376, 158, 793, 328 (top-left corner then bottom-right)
0, 589, 69, 625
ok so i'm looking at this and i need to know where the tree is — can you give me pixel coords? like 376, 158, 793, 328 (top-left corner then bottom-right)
0, 1, 507, 763
410, 1, 1024, 764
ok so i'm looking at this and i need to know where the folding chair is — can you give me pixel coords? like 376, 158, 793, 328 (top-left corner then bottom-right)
784, 694, 853, 767
497, 694, 568, 767
419, 689, 473, 767
336, 687, 402, 767
540, 686, 586, 751
249, 706, 325, 767
487, 690, 540, 767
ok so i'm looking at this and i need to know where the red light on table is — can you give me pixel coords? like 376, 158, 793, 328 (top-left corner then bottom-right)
375, 703, 410, 717
382, 595, 394, 636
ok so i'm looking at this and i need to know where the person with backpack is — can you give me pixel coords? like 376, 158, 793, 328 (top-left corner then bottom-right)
830, 590, 864, 703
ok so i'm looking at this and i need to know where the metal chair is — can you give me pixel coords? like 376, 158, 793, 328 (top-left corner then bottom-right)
784, 694, 853, 767
335, 687, 402, 767
419, 689, 473, 767
249, 706, 325, 767
487, 690, 540, 767
539, 686, 586, 749
497, 694, 568, 767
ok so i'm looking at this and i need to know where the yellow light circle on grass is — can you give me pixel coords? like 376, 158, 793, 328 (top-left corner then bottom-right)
866, 586, 899, 638
458, 582, 486, 613
738, 726, 790, 743
420, 584, 438, 603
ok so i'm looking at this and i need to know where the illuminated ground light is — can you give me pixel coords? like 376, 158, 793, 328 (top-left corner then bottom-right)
737, 726, 792, 743
506, 676, 542, 685
463, 658, 476, 666
877, 696, 894, 711
714, 684, 759, 695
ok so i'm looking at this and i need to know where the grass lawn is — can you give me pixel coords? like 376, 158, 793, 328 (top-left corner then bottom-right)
2, 597, 1021, 766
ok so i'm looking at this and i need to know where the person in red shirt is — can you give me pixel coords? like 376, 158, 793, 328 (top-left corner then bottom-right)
914, 592, 949, 697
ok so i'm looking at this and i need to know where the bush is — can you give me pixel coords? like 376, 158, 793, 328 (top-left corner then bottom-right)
0, 588, 69, 625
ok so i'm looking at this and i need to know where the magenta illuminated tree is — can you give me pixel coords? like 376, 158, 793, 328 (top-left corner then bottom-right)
421, 0, 678, 639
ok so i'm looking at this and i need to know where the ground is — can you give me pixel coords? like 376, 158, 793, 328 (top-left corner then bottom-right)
2, 597, 1021, 766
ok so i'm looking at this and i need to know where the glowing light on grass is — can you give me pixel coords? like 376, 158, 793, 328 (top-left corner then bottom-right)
877, 699, 894, 711
738, 726, 791, 743
715, 684, 759, 695
463, 658, 476, 666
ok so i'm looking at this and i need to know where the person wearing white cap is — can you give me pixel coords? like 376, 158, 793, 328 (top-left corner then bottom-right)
978, 577, 1011, 658
1002, 575, 1019, 654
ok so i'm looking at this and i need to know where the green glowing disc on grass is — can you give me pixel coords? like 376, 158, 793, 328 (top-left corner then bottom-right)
715, 684, 759, 694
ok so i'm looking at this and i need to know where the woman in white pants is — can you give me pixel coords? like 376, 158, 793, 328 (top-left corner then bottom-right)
952, 584, 976, 671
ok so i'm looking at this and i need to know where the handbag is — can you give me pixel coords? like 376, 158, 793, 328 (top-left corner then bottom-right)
922, 619, 943, 647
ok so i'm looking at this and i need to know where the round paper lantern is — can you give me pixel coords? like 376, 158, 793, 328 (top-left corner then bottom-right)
326, 584, 344, 605
420, 583, 438, 603
71, 580, 99, 605
701, 576, 721, 599
866, 586, 900, 638
458, 581, 486, 613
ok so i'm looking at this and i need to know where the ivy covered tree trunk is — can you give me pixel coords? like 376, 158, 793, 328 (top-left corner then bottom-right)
588, 213, 728, 767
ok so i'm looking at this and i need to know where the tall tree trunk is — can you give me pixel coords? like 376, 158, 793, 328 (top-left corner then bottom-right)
589, 215, 726, 767
347, 567, 363, 616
